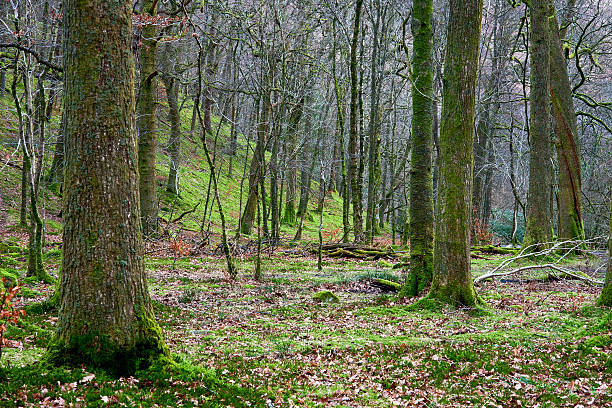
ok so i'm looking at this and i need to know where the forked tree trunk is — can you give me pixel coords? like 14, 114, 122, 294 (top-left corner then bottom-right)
48, 0, 167, 372
428, 0, 483, 307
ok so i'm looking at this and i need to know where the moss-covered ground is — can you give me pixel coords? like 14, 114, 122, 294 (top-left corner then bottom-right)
1, 240, 610, 407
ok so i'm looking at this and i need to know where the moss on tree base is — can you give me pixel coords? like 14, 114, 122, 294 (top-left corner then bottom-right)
45, 310, 170, 376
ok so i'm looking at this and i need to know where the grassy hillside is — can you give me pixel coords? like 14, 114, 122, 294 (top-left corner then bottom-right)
0, 91, 368, 247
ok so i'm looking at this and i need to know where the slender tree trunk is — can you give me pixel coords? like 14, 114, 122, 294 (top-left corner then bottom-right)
47, 130, 64, 186
163, 76, 181, 195
549, 5, 583, 241
348, 0, 364, 242
241, 88, 269, 235
270, 120, 280, 242
401, 0, 434, 297
523, 0, 553, 249
332, 15, 350, 243
428, 0, 483, 307
137, 0, 159, 235
283, 98, 303, 225
48, 0, 167, 371
365, 3, 382, 244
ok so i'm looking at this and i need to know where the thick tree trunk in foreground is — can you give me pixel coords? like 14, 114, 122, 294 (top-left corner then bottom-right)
523, 0, 552, 250
48, 0, 167, 372
137, 0, 159, 235
401, 0, 434, 297
549, 7, 583, 241
429, 0, 482, 307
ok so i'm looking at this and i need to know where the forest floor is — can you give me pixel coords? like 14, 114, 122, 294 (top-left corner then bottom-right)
1, 228, 611, 408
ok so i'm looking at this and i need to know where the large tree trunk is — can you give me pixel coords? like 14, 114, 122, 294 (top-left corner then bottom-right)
402, 0, 434, 297
549, 5, 583, 241
428, 0, 483, 307
48, 0, 167, 372
137, 0, 159, 235
523, 0, 553, 250
163, 76, 181, 195
348, 0, 364, 243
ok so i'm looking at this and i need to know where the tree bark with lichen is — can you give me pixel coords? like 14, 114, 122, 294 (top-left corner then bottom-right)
47, 0, 167, 373
428, 0, 482, 307
401, 0, 434, 297
137, 0, 159, 235
549, 4, 584, 242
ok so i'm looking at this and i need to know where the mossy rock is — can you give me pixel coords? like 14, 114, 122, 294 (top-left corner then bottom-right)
313, 290, 339, 303
0, 268, 19, 288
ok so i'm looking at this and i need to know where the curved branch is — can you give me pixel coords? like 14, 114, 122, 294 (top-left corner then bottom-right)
0, 43, 63, 72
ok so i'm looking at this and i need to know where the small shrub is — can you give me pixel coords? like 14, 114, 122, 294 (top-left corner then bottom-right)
0, 279, 26, 363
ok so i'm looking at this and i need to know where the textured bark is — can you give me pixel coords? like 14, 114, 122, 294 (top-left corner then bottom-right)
48, 0, 167, 372
365, 7, 382, 244
348, 0, 364, 243
163, 76, 181, 195
429, 0, 483, 307
598, 195, 612, 306
402, 0, 434, 297
549, 6, 583, 241
137, 0, 159, 235
523, 0, 553, 250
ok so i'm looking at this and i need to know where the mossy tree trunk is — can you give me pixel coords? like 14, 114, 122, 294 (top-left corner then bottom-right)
598, 195, 612, 306
137, 0, 159, 236
332, 14, 350, 243
401, 0, 434, 297
428, 0, 483, 307
523, 0, 553, 250
162, 75, 181, 195
365, 1, 382, 245
283, 99, 303, 226
549, 5, 584, 242
348, 0, 364, 243
48, 0, 167, 372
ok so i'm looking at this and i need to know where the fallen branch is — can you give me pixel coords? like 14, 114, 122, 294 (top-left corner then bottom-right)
163, 201, 201, 224
475, 263, 603, 285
